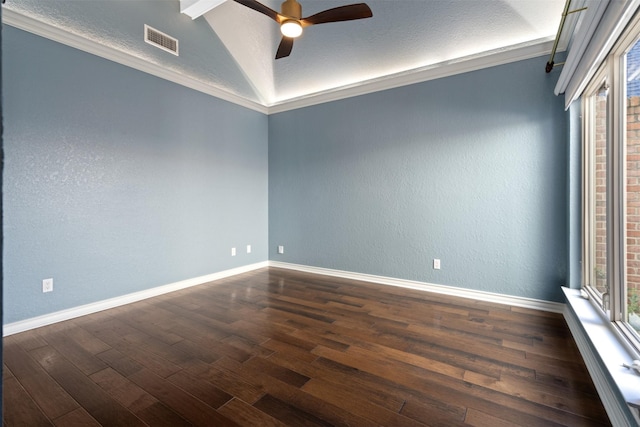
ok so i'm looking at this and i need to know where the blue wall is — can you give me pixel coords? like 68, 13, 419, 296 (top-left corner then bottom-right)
269, 57, 568, 302
3, 27, 268, 323
4, 23, 570, 326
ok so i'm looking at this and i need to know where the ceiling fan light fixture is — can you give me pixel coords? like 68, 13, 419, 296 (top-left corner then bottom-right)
233, 0, 373, 58
280, 20, 302, 38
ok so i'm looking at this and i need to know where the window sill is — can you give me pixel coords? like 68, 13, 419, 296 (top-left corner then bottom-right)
562, 287, 640, 425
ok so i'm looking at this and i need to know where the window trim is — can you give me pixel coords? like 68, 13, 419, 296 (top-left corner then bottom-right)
583, 64, 611, 311
581, 10, 640, 357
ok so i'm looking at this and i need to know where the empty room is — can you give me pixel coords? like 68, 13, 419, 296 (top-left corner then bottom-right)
3, 0, 640, 425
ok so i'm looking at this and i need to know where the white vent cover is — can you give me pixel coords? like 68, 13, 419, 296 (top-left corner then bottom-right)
144, 25, 179, 56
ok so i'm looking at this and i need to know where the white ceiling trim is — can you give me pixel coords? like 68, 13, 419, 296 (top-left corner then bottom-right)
1, 9, 268, 114
268, 38, 556, 114
180, 0, 227, 20
3, 8, 556, 115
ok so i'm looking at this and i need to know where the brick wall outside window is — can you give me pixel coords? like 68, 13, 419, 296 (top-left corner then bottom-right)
594, 95, 608, 295
627, 96, 640, 317
594, 95, 640, 316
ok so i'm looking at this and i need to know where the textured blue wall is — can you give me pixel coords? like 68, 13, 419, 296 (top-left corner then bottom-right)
3, 27, 268, 323
269, 56, 567, 302
4, 23, 569, 326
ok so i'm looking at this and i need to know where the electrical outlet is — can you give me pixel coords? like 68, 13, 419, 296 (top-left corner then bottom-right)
231, 247, 236, 256
433, 259, 441, 270
42, 278, 53, 293
247, 244, 252, 254
278, 245, 284, 254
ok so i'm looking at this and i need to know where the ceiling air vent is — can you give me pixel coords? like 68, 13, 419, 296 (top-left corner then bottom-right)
144, 25, 179, 56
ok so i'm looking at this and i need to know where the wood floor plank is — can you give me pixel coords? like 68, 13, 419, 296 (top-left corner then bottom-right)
165, 369, 234, 409
306, 355, 452, 415
109, 302, 185, 345
89, 367, 158, 413
253, 393, 334, 427
218, 398, 290, 427
4, 267, 611, 427
127, 368, 241, 427
464, 407, 527, 427
95, 347, 145, 377
52, 408, 101, 427
290, 355, 424, 413
3, 342, 80, 419
8, 329, 49, 352
3, 376, 53, 427
185, 359, 266, 404
243, 356, 311, 388
533, 370, 601, 398
398, 397, 469, 427
86, 320, 187, 378
135, 402, 193, 427
63, 321, 112, 354
170, 338, 224, 364
311, 343, 603, 426
465, 370, 610, 423
28, 346, 147, 426
301, 377, 428, 427
40, 330, 108, 376
260, 338, 319, 363
215, 356, 382, 427
221, 334, 274, 358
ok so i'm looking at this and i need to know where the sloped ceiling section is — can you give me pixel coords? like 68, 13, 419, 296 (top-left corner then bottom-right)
222, 0, 563, 103
4, 0, 263, 104
3, 0, 576, 112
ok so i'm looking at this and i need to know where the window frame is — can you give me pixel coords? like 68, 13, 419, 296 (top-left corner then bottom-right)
582, 12, 640, 356
583, 64, 612, 311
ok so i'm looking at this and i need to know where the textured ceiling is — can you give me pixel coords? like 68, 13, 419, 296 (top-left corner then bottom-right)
207, 0, 567, 104
3, 0, 576, 110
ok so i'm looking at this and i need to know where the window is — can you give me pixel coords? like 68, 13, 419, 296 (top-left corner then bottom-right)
624, 38, 640, 334
584, 71, 610, 308
582, 16, 640, 350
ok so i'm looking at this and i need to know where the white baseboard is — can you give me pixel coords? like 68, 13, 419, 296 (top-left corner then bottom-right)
3, 260, 565, 337
3, 261, 269, 336
268, 261, 565, 313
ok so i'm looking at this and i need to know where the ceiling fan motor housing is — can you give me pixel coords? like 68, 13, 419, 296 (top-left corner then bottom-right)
281, 0, 302, 19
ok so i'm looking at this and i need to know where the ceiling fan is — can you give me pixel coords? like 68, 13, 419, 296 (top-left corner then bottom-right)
233, 0, 373, 59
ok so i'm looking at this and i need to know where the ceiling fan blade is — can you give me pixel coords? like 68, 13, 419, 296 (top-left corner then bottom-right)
301, 3, 372, 26
233, 0, 280, 22
275, 37, 294, 59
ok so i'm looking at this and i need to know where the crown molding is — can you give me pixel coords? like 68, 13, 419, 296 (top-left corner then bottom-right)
267, 38, 556, 114
4, 8, 554, 115
2, 9, 269, 114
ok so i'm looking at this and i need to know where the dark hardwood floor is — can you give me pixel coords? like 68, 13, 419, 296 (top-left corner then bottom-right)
4, 267, 610, 426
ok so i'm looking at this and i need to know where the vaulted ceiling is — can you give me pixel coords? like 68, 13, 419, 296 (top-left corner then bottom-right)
3, 0, 581, 113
